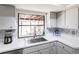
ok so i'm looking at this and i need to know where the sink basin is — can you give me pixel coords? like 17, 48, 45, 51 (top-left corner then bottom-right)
28, 37, 47, 43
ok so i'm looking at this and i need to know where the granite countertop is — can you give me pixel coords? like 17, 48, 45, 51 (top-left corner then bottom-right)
0, 33, 79, 53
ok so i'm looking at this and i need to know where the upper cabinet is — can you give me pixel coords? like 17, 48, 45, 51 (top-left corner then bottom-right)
0, 5, 15, 17
65, 7, 78, 29
57, 11, 66, 28
0, 17, 17, 30
0, 5, 16, 30
57, 7, 79, 29
47, 12, 56, 28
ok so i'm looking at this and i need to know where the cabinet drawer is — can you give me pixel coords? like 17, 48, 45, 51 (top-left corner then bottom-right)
57, 42, 74, 53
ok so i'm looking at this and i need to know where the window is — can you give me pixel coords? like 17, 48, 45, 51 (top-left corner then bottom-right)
18, 13, 45, 38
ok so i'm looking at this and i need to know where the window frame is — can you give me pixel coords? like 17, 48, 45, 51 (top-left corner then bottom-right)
18, 13, 45, 38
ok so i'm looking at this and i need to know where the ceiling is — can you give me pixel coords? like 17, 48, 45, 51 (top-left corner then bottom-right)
12, 4, 77, 13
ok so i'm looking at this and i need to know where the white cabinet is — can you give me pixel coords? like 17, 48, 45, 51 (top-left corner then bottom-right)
23, 42, 56, 54
0, 5, 16, 30
39, 42, 56, 54
0, 17, 17, 30
56, 42, 74, 54
40, 48, 51, 54
47, 12, 56, 28
50, 42, 57, 54
65, 8, 78, 29
23, 41, 79, 54
57, 7, 79, 29
0, 5, 15, 17
57, 46, 69, 54
39, 43, 56, 54
23, 46, 39, 54
57, 11, 66, 28
49, 46, 56, 54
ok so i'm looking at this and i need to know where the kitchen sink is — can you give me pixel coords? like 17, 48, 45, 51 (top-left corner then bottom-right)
28, 37, 47, 43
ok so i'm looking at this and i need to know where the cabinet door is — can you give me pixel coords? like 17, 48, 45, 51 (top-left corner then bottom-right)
57, 11, 66, 28
23, 46, 39, 54
39, 46, 56, 54
23, 43, 51, 54
1, 49, 22, 54
57, 46, 69, 54
50, 42, 57, 54
0, 17, 16, 30
0, 5, 15, 17
66, 8, 78, 29
56, 42, 73, 54
47, 12, 56, 28
50, 46, 57, 54
39, 48, 51, 54
0, 5, 16, 30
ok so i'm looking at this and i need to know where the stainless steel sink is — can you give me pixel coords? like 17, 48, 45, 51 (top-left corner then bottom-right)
29, 37, 47, 43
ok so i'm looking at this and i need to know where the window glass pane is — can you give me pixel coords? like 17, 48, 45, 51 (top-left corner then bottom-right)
36, 26, 44, 35
30, 20, 35, 25
26, 26, 31, 36
30, 20, 38, 25
21, 26, 27, 36
19, 20, 22, 25
21, 26, 30, 37
35, 20, 39, 25
38, 20, 44, 25
19, 14, 31, 20
30, 26, 35, 36
21, 20, 30, 25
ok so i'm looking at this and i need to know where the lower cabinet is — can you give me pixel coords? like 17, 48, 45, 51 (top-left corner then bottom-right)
30, 51, 40, 54
57, 46, 69, 54
23, 41, 76, 54
40, 46, 56, 54
23, 42, 56, 54
56, 42, 74, 54
1, 49, 23, 54
2, 41, 78, 54
39, 47, 51, 54
50, 46, 56, 54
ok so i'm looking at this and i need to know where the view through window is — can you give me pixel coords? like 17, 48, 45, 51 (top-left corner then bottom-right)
18, 13, 45, 38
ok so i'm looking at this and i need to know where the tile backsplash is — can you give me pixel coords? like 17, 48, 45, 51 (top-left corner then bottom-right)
47, 28, 79, 36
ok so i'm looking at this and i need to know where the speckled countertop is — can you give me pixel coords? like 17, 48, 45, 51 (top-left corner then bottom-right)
0, 33, 79, 53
